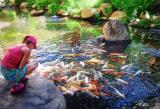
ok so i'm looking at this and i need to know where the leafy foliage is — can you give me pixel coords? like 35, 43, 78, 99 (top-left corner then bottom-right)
138, 19, 160, 29
63, 0, 100, 13
48, 3, 61, 15
35, 0, 61, 9
111, 0, 154, 20
103, 5, 112, 17
27, 0, 36, 10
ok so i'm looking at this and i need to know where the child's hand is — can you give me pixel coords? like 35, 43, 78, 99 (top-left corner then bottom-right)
30, 61, 38, 70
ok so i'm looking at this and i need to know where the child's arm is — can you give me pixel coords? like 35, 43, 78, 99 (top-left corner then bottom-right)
19, 47, 31, 69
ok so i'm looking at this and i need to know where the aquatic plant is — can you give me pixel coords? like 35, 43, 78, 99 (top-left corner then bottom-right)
65, 20, 81, 30
0, 30, 21, 47
80, 27, 102, 38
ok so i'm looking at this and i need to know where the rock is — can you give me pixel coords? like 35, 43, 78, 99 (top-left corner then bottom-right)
30, 9, 45, 16
56, 9, 65, 15
109, 11, 126, 20
72, 15, 81, 19
81, 8, 98, 18
102, 20, 129, 40
150, 24, 156, 28
0, 76, 66, 109
80, 21, 92, 27
99, 3, 112, 12
96, 36, 131, 53
20, 2, 28, 10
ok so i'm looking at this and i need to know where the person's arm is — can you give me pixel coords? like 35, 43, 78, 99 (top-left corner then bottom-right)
19, 47, 31, 69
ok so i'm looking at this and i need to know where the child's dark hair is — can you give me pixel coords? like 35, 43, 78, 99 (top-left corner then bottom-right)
23, 36, 32, 45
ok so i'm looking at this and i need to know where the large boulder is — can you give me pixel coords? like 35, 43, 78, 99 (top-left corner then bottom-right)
0, 76, 66, 109
96, 20, 131, 53
102, 20, 129, 40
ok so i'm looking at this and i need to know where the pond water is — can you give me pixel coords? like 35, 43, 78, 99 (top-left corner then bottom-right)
0, 13, 160, 109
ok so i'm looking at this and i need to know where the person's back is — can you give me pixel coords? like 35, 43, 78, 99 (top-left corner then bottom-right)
2, 45, 24, 69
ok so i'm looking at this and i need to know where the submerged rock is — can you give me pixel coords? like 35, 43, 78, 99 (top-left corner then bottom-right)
0, 76, 66, 109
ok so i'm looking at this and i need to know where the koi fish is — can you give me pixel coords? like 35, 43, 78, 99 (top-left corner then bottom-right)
101, 69, 115, 75
85, 76, 89, 84
80, 61, 85, 67
115, 78, 128, 85
102, 61, 109, 69
99, 92, 110, 96
66, 76, 76, 82
110, 85, 125, 98
133, 70, 144, 77
121, 64, 133, 70
60, 86, 74, 96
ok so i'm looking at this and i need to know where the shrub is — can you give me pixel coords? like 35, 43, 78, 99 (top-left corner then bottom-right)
48, 3, 61, 15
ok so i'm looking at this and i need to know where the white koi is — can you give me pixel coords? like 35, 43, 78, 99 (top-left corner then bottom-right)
121, 64, 133, 70
115, 78, 128, 85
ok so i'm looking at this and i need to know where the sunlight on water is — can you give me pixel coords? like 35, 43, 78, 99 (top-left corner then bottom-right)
0, 16, 67, 54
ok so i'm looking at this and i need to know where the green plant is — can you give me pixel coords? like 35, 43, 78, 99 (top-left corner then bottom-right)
4, 0, 10, 5
0, 9, 16, 20
35, 0, 60, 9
93, 0, 111, 8
135, 0, 155, 15
19, 10, 30, 18
27, 0, 36, 10
137, 19, 160, 28
110, 0, 154, 21
14, 0, 24, 7
103, 6, 112, 17
48, 3, 61, 15
35, 0, 48, 9
63, 0, 100, 13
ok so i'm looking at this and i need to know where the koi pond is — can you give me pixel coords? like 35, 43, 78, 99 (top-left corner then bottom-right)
0, 13, 160, 109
